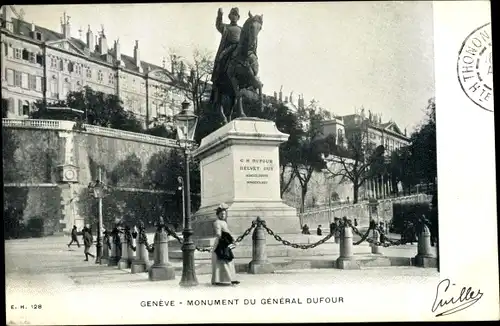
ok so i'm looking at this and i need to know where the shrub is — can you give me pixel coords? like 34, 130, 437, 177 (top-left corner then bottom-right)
391, 202, 431, 234
26, 217, 45, 238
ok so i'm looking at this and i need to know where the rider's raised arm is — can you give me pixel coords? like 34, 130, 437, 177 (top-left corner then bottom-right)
216, 8, 225, 34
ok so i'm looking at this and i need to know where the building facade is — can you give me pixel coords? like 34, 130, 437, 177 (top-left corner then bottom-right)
321, 108, 411, 200
1, 6, 185, 127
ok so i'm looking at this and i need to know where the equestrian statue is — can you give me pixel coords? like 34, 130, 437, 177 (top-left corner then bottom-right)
210, 7, 264, 124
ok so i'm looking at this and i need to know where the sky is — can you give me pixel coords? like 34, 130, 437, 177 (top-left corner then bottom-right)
17, 2, 435, 132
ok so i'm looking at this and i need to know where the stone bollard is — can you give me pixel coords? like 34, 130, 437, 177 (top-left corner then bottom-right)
371, 229, 382, 255
149, 227, 175, 281
127, 230, 136, 266
107, 231, 119, 266
414, 225, 437, 268
248, 217, 275, 274
131, 229, 149, 273
118, 231, 130, 269
101, 233, 110, 265
336, 225, 360, 269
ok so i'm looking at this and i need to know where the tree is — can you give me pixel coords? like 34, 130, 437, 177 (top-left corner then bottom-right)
30, 86, 144, 133
290, 101, 333, 212
144, 149, 201, 226
324, 118, 385, 204
169, 49, 213, 115
409, 97, 436, 185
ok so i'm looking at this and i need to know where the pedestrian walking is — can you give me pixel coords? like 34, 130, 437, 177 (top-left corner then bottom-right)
67, 225, 81, 248
211, 203, 239, 286
82, 225, 95, 261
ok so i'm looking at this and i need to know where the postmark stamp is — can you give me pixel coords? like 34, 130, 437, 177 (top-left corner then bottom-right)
457, 23, 493, 112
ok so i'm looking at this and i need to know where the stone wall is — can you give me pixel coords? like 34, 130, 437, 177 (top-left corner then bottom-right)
299, 194, 431, 229
2, 119, 179, 234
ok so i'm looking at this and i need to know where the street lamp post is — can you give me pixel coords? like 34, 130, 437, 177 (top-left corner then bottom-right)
178, 176, 186, 230
173, 100, 199, 287
88, 167, 105, 264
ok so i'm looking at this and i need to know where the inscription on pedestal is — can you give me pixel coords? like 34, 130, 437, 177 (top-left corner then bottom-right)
239, 158, 276, 185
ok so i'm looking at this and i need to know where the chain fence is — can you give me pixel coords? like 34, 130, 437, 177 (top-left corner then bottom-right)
109, 216, 428, 255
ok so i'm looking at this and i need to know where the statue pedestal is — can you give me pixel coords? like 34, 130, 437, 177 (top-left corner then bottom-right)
192, 118, 300, 238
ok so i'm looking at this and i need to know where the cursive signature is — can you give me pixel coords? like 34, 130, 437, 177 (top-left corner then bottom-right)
432, 279, 484, 317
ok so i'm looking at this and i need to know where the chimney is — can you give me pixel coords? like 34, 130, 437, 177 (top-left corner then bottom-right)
114, 39, 121, 61
60, 12, 71, 39
274, 91, 277, 100
3, 6, 14, 32
29, 21, 35, 38
279, 90, 283, 103
134, 40, 141, 67
99, 26, 108, 55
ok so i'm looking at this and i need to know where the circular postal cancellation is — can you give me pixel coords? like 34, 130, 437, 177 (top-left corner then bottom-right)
457, 22, 493, 112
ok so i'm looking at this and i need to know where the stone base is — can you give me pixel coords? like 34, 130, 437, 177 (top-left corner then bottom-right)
336, 257, 361, 270
148, 264, 176, 281
371, 246, 382, 255
117, 259, 130, 270
107, 257, 119, 267
131, 261, 148, 273
192, 201, 300, 238
100, 257, 109, 265
248, 260, 275, 274
413, 255, 438, 268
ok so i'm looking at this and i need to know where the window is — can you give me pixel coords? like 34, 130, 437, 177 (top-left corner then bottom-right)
35, 76, 42, 92
68, 62, 74, 73
59, 60, 64, 71
108, 73, 114, 85
21, 73, 29, 89
62, 81, 71, 98
6, 69, 14, 86
51, 57, 57, 69
36, 32, 42, 41
14, 71, 22, 87
28, 52, 36, 63
14, 48, 21, 59
75, 64, 82, 75
28, 74, 36, 90
86, 68, 92, 79
22, 101, 30, 116
50, 78, 58, 98
97, 70, 103, 82
22, 49, 29, 60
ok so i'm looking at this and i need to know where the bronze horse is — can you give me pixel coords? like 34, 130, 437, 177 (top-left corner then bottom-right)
211, 12, 264, 124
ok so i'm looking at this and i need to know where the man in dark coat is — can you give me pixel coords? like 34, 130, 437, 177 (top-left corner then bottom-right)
83, 225, 95, 261
316, 225, 322, 236
67, 225, 80, 248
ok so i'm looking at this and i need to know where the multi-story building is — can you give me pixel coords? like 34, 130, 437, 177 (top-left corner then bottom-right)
320, 108, 411, 200
1, 6, 186, 126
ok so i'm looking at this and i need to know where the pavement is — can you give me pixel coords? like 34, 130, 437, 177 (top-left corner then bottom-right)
5, 235, 441, 325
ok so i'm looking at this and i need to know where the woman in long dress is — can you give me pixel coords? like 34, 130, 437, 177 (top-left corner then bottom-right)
211, 203, 240, 286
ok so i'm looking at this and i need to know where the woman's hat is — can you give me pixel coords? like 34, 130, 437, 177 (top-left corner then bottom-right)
215, 202, 229, 214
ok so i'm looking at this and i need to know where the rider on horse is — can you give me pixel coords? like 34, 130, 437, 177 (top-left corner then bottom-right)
212, 7, 242, 86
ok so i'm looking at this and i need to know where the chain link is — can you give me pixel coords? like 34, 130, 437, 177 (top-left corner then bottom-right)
194, 219, 258, 252
138, 228, 154, 253
260, 220, 334, 249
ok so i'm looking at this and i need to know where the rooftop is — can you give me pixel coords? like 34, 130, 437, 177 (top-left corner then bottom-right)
6, 17, 173, 78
